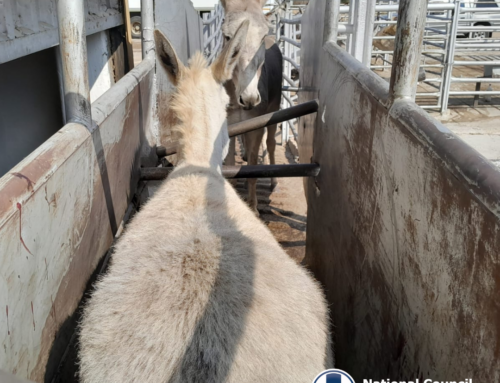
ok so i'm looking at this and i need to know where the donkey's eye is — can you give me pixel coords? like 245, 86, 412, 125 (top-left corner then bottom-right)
224, 35, 231, 42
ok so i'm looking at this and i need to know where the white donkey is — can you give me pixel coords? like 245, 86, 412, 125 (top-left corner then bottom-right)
222, 0, 283, 214
79, 25, 331, 383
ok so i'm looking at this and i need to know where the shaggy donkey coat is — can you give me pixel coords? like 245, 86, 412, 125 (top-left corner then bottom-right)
79, 24, 331, 383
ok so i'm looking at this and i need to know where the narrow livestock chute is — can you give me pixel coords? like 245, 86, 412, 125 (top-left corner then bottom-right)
0, 0, 327, 382
79, 27, 331, 383
2, 0, 500, 382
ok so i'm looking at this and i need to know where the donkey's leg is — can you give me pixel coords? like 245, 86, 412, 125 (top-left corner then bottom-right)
266, 124, 278, 190
245, 130, 264, 215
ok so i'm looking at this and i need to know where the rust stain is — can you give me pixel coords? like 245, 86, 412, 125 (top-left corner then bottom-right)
16, 202, 33, 256
12, 172, 34, 191
31, 301, 35, 331
6, 305, 10, 335
44, 186, 57, 209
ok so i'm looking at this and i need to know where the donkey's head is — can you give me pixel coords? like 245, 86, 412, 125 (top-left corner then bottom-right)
154, 22, 248, 166
221, 0, 270, 110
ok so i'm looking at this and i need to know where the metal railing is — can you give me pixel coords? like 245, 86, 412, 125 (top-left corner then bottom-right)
202, 3, 224, 64
275, 1, 304, 144
333, 0, 500, 113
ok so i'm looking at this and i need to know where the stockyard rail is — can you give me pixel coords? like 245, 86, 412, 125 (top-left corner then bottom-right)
2, 0, 500, 383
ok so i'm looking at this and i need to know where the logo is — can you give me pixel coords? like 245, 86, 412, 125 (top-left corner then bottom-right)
313, 369, 355, 383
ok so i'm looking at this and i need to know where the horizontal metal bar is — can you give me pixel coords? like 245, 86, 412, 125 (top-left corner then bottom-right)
140, 164, 321, 180
420, 64, 445, 68
422, 53, 445, 62
340, 3, 455, 13
416, 92, 440, 96
454, 43, 500, 49
451, 77, 500, 83
373, 35, 446, 41
373, 50, 445, 55
425, 27, 446, 35
449, 90, 500, 95
423, 41, 445, 49
280, 16, 302, 25
280, 36, 301, 48
282, 86, 300, 91
460, 7, 500, 13
454, 60, 500, 66
156, 100, 319, 157
457, 26, 500, 32
374, 19, 450, 25
426, 15, 452, 21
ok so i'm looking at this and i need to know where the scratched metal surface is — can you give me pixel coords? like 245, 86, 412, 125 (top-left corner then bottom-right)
0, 57, 155, 381
300, 1, 500, 380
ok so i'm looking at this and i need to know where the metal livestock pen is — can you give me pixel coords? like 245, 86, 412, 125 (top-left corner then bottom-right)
1, 0, 500, 382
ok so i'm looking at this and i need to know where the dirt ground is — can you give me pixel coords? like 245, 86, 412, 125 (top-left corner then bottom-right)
233, 134, 308, 263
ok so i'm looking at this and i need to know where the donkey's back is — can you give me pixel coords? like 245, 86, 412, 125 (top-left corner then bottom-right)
79, 168, 331, 383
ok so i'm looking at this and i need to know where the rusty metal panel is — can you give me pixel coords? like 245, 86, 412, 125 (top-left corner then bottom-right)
303, 31, 500, 381
0, 57, 155, 382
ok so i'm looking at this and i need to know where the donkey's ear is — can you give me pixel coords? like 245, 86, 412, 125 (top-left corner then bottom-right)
154, 29, 184, 85
211, 20, 249, 84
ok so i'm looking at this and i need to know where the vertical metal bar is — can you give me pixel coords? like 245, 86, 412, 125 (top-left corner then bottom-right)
141, 0, 154, 58
323, 0, 341, 44
282, 3, 291, 145
352, 0, 368, 62
347, 0, 357, 54
436, 9, 450, 110
441, 0, 460, 113
362, 0, 376, 66
57, 0, 91, 128
389, 0, 428, 102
